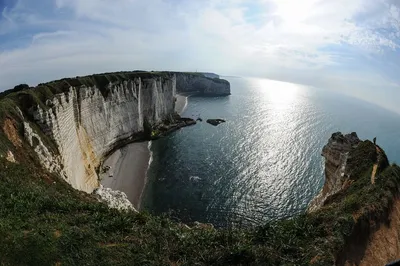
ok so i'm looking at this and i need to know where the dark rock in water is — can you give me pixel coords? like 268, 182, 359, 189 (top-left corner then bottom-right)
206, 119, 226, 126
196, 117, 203, 122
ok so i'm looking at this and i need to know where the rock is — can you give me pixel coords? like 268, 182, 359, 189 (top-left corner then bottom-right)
189, 176, 201, 182
150, 116, 196, 140
6, 150, 16, 163
193, 221, 214, 230
308, 132, 361, 212
179, 223, 191, 230
94, 185, 137, 212
183, 119, 196, 126
196, 117, 203, 122
101, 165, 111, 174
206, 119, 226, 126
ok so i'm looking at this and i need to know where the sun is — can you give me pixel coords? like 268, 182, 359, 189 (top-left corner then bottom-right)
274, 0, 318, 24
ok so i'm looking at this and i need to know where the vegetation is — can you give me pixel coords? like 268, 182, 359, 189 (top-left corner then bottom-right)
0, 72, 398, 265
151, 129, 160, 138
1, 123, 399, 265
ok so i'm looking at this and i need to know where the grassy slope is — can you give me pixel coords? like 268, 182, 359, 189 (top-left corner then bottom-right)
1, 132, 400, 265
1, 156, 399, 265
0, 73, 399, 265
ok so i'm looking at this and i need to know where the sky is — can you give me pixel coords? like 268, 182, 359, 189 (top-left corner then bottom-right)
1, 0, 400, 112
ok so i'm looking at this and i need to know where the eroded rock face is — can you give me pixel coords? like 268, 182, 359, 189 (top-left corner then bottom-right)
29, 76, 176, 193
308, 132, 360, 212
19, 71, 230, 209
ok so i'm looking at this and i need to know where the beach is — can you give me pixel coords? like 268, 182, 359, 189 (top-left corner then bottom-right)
100, 94, 188, 209
175, 93, 188, 115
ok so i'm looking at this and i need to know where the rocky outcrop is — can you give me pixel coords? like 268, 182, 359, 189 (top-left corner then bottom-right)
174, 73, 230, 96
308, 132, 361, 211
305, 133, 400, 265
150, 116, 196, 139
94, 185, 136, 212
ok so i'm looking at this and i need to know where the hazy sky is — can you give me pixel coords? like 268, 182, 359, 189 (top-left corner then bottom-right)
1, 0, 400, 112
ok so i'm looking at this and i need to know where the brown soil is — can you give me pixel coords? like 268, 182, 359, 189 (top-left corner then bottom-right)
358, 199, 400, 265
3, 118, 22, 147
371, 164, 378, 184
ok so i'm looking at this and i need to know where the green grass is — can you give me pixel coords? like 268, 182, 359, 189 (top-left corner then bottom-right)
0, 158, 265, 265
1, 136, 399, 265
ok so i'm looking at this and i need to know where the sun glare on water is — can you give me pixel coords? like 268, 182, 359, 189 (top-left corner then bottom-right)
257, 79, 300, 106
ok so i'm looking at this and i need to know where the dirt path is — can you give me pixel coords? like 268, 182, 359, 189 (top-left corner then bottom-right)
371, 164, 378, 184
371, 146, 381, 185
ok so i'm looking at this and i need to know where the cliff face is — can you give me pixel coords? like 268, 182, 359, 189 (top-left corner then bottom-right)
309, 132, 390, 212
28, 75, 176, 193
306, 132, 400, 265
174, 73, 230, 96
308, 132, 361, 211
14, 71, 230, 195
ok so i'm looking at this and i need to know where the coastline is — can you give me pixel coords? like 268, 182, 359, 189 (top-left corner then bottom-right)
100, 94, 188, 209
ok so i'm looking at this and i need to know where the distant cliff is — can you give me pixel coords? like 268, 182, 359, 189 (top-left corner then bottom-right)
174, 72, 230, 96
201, 72, 219, 79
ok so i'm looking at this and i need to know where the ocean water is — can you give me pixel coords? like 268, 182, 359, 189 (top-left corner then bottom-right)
141, 77, 400, 227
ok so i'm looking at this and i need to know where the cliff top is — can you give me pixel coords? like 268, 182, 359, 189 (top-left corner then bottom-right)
0, 71, 229, 101
0, 70, 229, 122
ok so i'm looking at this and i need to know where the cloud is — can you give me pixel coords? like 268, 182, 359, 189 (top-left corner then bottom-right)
1, 0, 400, 112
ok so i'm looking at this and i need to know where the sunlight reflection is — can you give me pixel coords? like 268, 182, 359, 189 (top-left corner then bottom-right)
257, 78, 300, 106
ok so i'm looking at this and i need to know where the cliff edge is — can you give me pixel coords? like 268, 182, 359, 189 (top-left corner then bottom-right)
174, 72, 230, 96
309, 132, 363, 211
307, 132, 399, 265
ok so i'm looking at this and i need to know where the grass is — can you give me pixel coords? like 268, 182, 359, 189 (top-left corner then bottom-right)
1, 134, 399, 265
0, 157, 263, 265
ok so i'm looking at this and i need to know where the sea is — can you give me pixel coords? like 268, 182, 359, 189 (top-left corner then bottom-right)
141, 77, 400, 228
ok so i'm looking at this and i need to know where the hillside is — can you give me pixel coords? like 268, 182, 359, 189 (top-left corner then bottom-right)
0, 72, 399, 265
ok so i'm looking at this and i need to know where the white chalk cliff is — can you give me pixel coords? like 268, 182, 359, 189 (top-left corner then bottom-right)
31, 75, 176, 193
20, 72, 230, 198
